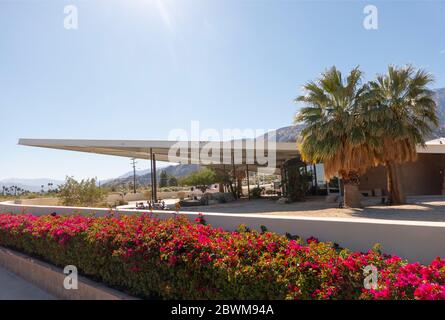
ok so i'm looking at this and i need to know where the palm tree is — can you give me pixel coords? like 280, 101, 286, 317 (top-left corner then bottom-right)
367, 65, 438, 204
295, 66, 379, 208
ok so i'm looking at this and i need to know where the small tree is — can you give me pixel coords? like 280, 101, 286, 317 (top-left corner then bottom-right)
168, 176, 178, 187
180, 168, 217, 193
58, 176, 105, 207
159, 170, 169, 188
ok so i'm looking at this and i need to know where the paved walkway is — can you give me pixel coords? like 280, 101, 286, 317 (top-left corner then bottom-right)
0, 266, 55, 300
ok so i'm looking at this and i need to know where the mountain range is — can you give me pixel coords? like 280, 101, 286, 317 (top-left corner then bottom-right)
0, 178, 64, 193
101, 164, 200, 189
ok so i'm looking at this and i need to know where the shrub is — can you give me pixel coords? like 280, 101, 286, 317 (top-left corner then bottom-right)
250, 187, 264, 199
58, 176, 105, 207
0, 213, 444, 300
179, 168, 218, 193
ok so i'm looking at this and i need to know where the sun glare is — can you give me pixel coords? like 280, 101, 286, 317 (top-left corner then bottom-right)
133, 0, 175, 32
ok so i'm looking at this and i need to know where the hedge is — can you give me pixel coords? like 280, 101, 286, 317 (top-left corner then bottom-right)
0, 213, 444, 300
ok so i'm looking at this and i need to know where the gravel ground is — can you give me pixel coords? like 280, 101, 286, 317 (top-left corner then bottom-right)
181, 196, 445, 222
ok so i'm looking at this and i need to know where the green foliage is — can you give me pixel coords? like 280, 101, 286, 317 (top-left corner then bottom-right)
366, 66, 439, 204
367, 65, 438, 154
179, 168, 218, 193
296, 65, 439, 170
295, 65, 439, 206
285, 232, 300, 241
159, 170, 169, 188
372, 243, 383, 254
295, 66, 373, 180
168, 176, 178, 187
159, 171, 179, 188
58, 176, 106, 207
250, 187, 264, 199
284, 159, 313, 202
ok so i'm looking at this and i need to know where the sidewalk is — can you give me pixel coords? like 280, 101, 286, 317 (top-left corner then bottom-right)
0, 266, 56, 300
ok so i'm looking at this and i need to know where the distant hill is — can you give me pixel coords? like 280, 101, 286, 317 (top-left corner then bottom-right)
434, 87, 445, 137
0, 178, 64, 193
101, 164, 200, 188
272, 87, 445, 143
266, 124, 305, 142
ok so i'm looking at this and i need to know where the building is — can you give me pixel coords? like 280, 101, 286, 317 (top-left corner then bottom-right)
18, 137, 445, 198
359, 138, 445, 196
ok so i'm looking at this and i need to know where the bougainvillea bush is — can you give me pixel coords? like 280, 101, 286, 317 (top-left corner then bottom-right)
0, 213, 444, 300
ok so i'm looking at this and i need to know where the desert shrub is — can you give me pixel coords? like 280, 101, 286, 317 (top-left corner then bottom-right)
58, 176, 106, 207
250, 187, 264, 199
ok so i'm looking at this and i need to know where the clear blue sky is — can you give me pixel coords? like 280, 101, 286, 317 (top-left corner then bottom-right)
1, 0, 444, 180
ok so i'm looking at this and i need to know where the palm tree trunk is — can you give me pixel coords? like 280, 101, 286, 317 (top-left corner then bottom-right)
386, 161, 406, 205
342, 171, 362, 208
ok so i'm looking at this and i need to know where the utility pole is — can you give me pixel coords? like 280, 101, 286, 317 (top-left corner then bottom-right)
131, 158, 137, 194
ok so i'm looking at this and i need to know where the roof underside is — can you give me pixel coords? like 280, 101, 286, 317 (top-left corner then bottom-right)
18, 138, 445, 173
18, 139, 300, 171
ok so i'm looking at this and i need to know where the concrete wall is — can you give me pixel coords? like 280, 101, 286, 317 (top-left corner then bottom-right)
0, 247, 136, 300
359, 154, 445, 196
1, 201, 445, 264
12, 190, 202, 208
106, 190, 203, 203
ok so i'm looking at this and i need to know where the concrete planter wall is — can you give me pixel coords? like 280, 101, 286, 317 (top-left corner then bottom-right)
0, 247, 136, 300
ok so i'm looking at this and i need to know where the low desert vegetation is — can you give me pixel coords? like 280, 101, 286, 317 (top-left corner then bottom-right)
58, 176, 106, 207
179, 168, 218, 193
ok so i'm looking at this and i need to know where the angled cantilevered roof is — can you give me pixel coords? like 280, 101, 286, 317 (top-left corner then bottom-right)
18, 138, 300, 170
18, 137, 445, 170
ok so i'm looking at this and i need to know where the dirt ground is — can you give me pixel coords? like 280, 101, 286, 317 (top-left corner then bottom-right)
180, 195, 445, 222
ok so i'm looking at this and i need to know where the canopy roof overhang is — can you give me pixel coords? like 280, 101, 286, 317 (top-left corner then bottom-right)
18, 138, 300, 172
18, 138, 445, 163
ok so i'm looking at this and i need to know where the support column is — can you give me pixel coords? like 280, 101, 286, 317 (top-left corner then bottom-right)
246, 164, 250, 200
232, 152, 237, 199
150, 148, 155, 203
313, 164, 318, 195
223, 164, 227, 193
280, 163, 287, 197
442, 170, 445, 195
153, 153, 158, 202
